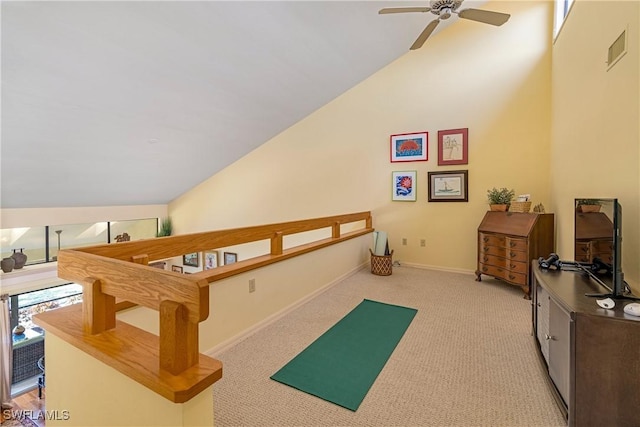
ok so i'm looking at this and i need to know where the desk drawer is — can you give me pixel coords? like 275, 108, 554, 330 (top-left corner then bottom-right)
479, 233, 505, 247
479, 255, 527, 274
505, 237, 527, 251
478, 262, 527, 285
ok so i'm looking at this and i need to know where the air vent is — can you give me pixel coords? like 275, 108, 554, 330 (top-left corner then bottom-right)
607, 28, 627, 70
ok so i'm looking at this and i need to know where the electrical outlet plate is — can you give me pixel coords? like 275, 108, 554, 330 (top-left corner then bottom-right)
402, 238, 407, 245
420, 239, 426, 247
249, 279, 256, 293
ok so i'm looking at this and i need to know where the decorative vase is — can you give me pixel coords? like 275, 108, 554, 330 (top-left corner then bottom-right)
490, 204, 508, 212
11, 248, 27, 269
1, 257, 15, 273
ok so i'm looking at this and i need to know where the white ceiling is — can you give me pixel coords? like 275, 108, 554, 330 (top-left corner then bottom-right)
1, 0, 487, 209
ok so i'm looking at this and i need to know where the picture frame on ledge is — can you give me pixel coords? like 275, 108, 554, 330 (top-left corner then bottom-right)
203, 250, 219, 270
224, 252, 238, 265
428, 170, 468, 202
183, 252, 199, 267
438, 128, 468, 166
390, 132, 428, 162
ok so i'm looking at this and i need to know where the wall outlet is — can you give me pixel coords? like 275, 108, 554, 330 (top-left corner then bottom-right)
402, 238, 407, 246
420, 239, 426, 247
249, 278, 256, 293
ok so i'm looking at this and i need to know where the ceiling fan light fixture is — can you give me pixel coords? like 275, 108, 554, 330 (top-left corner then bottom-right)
379, 0, 511, 50
430, 0, 463, 15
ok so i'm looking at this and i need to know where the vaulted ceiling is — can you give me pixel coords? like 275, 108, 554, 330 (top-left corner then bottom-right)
1, 1, 488, 209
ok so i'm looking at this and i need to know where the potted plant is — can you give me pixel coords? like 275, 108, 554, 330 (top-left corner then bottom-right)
576, 199, 601, 213
156, 217, 173, 237
487, 187, 515, 211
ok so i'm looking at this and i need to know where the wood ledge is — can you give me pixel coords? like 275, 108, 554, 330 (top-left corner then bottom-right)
34, 304, 222, 403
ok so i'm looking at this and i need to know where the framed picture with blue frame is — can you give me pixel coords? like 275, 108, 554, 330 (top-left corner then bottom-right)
390, 131, 428, 162
392, 171, 417, 202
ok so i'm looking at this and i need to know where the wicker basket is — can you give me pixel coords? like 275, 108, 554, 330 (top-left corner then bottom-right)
370, 249, 394, 276
510, 201, 532, 213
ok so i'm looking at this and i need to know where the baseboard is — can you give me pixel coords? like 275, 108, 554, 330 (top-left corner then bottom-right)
397, 262, 476, 276
205, 262, 368, 357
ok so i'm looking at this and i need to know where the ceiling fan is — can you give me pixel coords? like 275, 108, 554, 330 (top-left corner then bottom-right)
379, 0, 510, 50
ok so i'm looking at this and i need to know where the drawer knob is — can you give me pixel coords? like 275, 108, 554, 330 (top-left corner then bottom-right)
510, 252, 517, 258
482, 266, 488, 272
508, 274, 515, 280
510, 242, 516, 247
510, 264, 517, 269
483, 237, 489, 242
537, 302, 541, 307
544, 334, 555, 341
483, 256, 489, 262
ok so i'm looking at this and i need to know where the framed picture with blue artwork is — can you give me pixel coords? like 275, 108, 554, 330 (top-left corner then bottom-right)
390, 131, 428, 162
392, 171, 417, 202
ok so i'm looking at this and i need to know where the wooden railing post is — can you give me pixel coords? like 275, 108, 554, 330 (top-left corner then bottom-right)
82, 278, 116, 335
332, 221, 340, 239
132, 254, 149, 265
271, 231, 283, 255
159, 300, 199, 375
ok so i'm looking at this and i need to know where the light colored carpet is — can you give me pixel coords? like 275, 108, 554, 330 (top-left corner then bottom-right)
212, 266, 566, 427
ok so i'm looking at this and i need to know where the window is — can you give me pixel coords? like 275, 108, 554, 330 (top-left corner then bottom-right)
1, 217, 159, 266
9, 283, 83, 392
553, 0, 574, 39
10, 283, 83, 333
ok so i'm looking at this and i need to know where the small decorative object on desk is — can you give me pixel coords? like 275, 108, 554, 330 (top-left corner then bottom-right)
510, 194, 531, 213
487, 187, 515, 211
533, 203, 546, 213
11, 248, 27, 269
13, 324, 25, 335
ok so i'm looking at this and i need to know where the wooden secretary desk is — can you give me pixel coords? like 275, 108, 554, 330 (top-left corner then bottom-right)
475, 212, 554, 299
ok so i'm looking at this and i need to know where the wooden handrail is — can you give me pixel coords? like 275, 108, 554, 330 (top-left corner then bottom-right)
74, 211, 372, 261
35, 211, 373, 403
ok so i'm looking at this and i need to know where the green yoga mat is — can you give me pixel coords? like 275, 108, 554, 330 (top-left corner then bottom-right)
270, 299, 417, 411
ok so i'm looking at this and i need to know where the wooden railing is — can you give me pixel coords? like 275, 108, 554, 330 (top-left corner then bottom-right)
34, 212, 373, 403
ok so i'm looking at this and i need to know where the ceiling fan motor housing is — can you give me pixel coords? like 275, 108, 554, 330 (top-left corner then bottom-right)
430, 0, 463, 16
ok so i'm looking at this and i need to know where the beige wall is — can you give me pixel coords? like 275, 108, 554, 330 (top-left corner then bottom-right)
171, 1, 553, 274
550, 0, 640, 291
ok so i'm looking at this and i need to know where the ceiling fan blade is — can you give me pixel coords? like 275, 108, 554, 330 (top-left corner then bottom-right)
457, 8, 510, 26
410, 19, 440, 50
379, 7, 431, 15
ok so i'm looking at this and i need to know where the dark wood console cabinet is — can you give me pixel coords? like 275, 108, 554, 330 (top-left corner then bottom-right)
532, 264, 640, 426
475, 212, 554, 299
